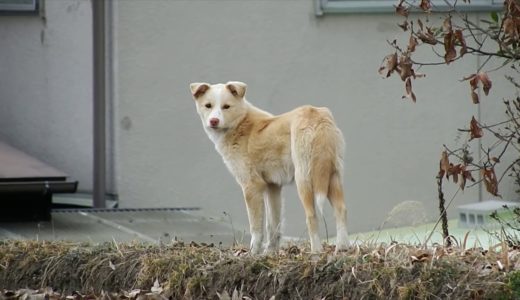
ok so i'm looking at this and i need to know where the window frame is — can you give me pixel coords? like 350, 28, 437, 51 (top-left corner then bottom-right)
0, 0, 40, 16
315, 0, 504, 16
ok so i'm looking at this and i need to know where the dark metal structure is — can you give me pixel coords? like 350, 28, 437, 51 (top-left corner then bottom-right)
0, 141, 77, 221
92, 0, 106, 208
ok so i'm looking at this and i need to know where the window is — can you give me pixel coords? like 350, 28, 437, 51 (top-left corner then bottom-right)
315, 0, 503, 15
477, 214, 484, 224
469, 214, 476, 224
459, 213, 467, 223
0, 0, 39, 15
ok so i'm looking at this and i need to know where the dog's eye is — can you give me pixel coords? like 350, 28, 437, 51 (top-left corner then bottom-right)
205, 103, 212, 109
222, 104, 230, 109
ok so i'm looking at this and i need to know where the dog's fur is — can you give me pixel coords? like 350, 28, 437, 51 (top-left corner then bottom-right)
190, 81, 348, 253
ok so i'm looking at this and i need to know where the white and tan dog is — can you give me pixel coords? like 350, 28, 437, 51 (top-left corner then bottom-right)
190, 81, 348, 254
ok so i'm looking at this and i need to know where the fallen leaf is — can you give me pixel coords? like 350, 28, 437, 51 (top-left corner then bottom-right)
411, 251, 431, 263
233, 248, 248, 257
109, 260, 116, 271
151, 279, 163, 294
128, 289, 142, 298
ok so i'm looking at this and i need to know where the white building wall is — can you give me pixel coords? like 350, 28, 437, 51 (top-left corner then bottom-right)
113, 0, 519, 236
0, 0, 500, 237
0, 0, 504, 236
2, 1, 514, 237
114, 0, 515, 236
0, 0, 93, 192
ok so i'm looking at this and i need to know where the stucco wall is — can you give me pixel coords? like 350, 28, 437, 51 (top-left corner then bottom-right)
115, 1, 515, 236
0, 0, 93, 192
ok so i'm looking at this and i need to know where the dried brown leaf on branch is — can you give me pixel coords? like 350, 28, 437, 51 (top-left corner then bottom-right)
471, 90, 479, 104
481, 167, 500, 197
502, 1, 520, 46
479, 72, 492, 95
469, 116, 483, 141
506, 0, 520, 16
463, 72, 492, 104
443, 17, 457, 64
443, 16, 453, 33
448, 164, 463, 184
379, 47, 424, 101
439, 150, 474, 188
403, 77, 417, 102
460, 165, 476, 191
398, 20, 409, 31
378, 53, 398, 78
395, 0, 409, 17
408, 35, 418, 52
420, 0, 432, 12
503, 17, 520, 43
439, 150, 450, 178
417, 26, 438, 45
444, 31, 457, 64
399, 54, 414, 81
454, 30, 467, 56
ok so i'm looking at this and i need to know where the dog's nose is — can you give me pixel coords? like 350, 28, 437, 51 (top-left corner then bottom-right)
209, 118, 220, 127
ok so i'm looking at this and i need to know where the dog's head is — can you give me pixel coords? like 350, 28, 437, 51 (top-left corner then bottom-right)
189, 81, 248, 131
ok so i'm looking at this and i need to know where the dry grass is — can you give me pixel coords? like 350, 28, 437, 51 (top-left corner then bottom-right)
1, 239, 520, 299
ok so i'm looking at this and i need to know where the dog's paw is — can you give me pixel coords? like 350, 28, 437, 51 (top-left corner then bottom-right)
334, 240, 352, 255
249, 246, 263, 256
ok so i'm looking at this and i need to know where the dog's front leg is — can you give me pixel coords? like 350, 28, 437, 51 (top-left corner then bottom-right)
243, 183, 266, 254
265, 184, 282, 254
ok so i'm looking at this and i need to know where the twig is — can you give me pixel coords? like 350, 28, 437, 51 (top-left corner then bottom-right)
437, 175, 452, 247
424, 184, 461, 248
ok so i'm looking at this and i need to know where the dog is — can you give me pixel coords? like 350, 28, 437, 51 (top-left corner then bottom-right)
189, 81, 348, 254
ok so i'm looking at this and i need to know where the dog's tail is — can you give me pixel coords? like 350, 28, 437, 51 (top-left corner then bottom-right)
291, 106, 345, 207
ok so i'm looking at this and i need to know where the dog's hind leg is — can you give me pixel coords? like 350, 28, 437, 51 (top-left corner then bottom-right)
328, 172, 349, 252
265, 184, 282, 254
296, 175, 323, 253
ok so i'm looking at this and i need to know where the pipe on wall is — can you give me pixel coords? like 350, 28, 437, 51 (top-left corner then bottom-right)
93, 0, 106, 208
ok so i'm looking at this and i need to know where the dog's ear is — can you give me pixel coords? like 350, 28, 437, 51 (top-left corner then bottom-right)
190, 82, 210, 99
226, 81, 247, 98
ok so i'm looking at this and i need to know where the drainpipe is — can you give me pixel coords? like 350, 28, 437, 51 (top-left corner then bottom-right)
93, 0, 106, 208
